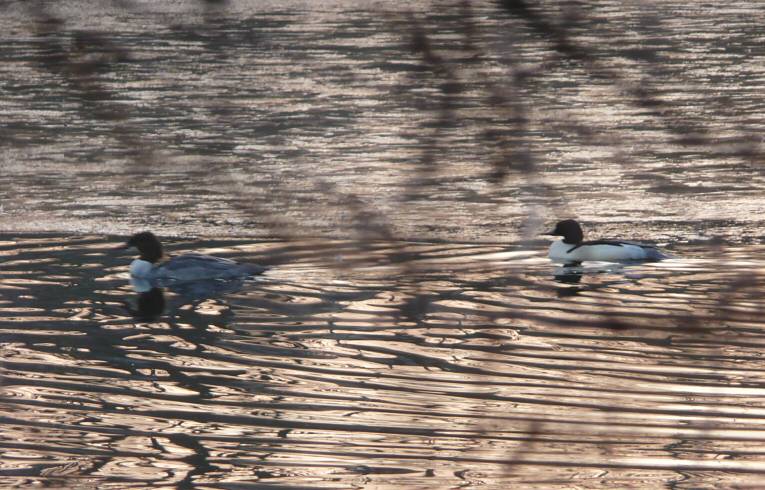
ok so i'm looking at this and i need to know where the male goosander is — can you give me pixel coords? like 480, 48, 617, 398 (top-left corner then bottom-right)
124, 231, 266, 283
545, 219, 667, 263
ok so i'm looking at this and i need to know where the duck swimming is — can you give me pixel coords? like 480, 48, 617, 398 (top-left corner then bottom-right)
124, 231, 266, 283
545, 219, 667, 263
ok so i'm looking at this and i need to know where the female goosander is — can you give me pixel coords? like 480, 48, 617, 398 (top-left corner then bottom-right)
545, 219, 667, 263
125, 231, 266, 283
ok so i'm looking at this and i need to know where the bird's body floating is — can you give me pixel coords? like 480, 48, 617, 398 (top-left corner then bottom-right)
545, 219, 668, 263
124, 231, 266, 283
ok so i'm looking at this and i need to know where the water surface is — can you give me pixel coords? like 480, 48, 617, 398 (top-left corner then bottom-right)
1, 1, 765, 240
3, 235, 765, 487
3, 0, 765, 487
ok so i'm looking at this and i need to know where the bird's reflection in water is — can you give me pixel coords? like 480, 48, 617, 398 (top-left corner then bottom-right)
552, 262, 629, 297
553, 264, 585, 297
128, 276, 248, 319
133, 287, 166, 319
554, 263, 584, 284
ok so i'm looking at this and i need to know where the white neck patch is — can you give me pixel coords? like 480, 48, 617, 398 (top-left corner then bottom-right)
130, 259, 154, 279
548, 240, 578, 261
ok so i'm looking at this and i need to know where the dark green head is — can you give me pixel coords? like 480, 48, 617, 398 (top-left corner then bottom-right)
126, 231, 163, 263
546, 219, 584, 244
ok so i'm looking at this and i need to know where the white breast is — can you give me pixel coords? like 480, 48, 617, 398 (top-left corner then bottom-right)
130, 277, 153, 293
548, 240, 648, 263
130, 259, 155, 279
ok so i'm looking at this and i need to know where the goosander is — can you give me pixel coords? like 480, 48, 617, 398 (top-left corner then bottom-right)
545, 219, 667, 263
124, 231, 266, 283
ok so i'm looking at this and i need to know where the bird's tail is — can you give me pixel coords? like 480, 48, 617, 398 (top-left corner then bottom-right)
645, 248, 671, 261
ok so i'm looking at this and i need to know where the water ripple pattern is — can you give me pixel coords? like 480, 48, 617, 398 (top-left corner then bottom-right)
0, 1, 764, 240
3, 0, 765, 488
1, 235, 764, 487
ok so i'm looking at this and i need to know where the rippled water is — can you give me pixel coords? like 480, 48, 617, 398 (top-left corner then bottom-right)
4, 0, 765, 487
4, 236, 765, 487
1, 1, 765, 240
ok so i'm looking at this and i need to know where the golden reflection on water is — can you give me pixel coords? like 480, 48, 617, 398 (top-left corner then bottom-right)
1, 235, 765, 487
2, 0, 765, 487
2, 2, 765, 243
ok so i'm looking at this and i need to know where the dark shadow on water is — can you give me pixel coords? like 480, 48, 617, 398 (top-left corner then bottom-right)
127, 276, 250, 320
553, 264, 584, 285
130, 287, 166, 319
552, 262, 632, 296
